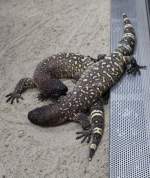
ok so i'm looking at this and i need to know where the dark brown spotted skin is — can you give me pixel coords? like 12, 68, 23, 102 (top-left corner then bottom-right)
28, 56, 126, 125
28, 13, 141, 161
33, 52, 97, 84
6, 53, 99, 103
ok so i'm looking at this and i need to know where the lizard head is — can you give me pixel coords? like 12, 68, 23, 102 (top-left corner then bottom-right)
39, 79, 68, 99
28, 105, 51, 127
28, 103, 65, 127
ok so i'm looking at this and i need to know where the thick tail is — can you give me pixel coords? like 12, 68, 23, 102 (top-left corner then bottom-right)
89, 100, 104, 161
117, 13, 136, 56
28, 104, 67, 127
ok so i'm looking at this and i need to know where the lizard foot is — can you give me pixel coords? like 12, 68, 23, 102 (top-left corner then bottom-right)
97, 54, 106, 60
76, 129, 92, 144
6, 92, 24, 104
78, 113, 91, 130
37, 93, 49, 101
37, 92, 62, 102
127, 58, 146, 75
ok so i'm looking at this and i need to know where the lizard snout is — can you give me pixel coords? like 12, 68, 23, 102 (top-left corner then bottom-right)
28, 105, 50, 127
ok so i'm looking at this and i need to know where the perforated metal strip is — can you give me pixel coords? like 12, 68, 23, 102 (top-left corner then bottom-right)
110, 0, 150, 178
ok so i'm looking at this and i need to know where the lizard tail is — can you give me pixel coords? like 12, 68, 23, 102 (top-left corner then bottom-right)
116, 13, 136, 56
122, 13, 136, 39
28, 104, 67, 127
88, 101, 104, 161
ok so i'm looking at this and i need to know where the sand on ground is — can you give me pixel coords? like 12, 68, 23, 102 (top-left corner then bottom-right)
0, 0, 110, 177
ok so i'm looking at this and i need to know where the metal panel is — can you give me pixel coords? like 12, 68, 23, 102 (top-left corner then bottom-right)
110, 0, 150, 177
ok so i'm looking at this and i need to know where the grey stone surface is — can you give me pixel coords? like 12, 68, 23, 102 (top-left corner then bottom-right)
0, 0, 110, 177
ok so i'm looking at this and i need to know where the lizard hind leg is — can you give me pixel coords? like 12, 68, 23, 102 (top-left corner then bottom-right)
6, 78, 36, 104
75, 100, 104, 161
37, 79, 68, 101
75, 113, 92, 144
127, 57, 146, 75
79, 113, 91, 130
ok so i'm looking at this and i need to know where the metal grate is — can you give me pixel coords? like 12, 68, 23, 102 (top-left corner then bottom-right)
110, 0, 150, 178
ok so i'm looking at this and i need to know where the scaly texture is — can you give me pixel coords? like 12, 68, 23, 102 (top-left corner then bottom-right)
1, 0, 110, 177
28, 13, 146, 160
6, 53, 105, 103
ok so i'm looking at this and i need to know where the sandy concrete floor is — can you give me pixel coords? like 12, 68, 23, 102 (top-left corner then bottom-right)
0, 0, 110, 177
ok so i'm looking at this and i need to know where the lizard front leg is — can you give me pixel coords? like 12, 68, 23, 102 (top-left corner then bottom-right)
97, 54, 106, 61
89, 54, 106, 63
6, 78, 36, 104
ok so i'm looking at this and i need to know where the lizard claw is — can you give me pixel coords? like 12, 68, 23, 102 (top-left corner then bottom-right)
76, 129, 92, 144
127, 65, 146, 75
97, 54, 106, 60
37, 93, 48, 101
6, 92, 23, 104
37, 93, 61, 102
127, 58, 146, 75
